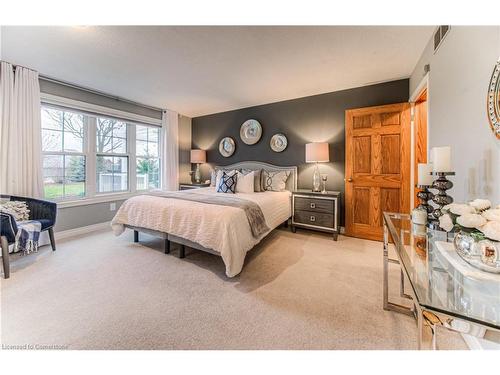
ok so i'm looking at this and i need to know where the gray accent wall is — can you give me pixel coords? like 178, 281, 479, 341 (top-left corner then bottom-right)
192, 79, 409, 225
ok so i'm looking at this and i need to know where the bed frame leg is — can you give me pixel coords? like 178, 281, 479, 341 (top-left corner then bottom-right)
133, 230, 139, 243
164, 239, 170, 254
179, 245, 185, 259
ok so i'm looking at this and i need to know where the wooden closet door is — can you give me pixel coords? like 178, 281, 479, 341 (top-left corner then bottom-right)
345, 103, 411, 241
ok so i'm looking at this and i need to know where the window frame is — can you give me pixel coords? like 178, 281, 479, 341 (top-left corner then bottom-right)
95, 117, 130, 194
40, 95, 163, 206
135, 125, 161, 191
41, 106, 88, 200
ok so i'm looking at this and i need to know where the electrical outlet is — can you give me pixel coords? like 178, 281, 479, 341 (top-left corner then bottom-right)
110, 202, 116, 211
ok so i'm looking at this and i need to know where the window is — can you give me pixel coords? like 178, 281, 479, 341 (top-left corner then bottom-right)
40, 103, 162, 202
136, 125, 160, 190
96, 118, 129, 193
41, 107, 86, 199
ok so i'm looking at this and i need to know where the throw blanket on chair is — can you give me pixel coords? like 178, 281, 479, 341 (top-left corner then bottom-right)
150, 191, 270, 238
15, 220, 41, 255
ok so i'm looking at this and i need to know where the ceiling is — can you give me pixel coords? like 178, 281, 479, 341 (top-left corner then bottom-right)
0, 26, 434, 117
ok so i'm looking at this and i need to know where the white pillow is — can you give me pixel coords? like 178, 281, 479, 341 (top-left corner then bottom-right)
236, 171, 255, 193
215, 169, 237, 189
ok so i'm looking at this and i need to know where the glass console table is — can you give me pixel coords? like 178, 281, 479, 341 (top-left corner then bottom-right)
383, 212, 500, 350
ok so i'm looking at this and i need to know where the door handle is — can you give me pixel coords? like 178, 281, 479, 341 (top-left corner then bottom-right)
346, 177, 353, 182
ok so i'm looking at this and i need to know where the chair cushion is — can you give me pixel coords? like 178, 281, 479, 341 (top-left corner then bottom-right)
37, 219, 53, 230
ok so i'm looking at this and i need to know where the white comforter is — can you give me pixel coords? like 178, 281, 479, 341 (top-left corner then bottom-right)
111, 188, 291, 277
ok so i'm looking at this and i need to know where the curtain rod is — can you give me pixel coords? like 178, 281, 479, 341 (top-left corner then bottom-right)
2, 60, 164, 113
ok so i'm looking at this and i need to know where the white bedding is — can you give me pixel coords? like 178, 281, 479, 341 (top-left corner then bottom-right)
111, 187, 291, 277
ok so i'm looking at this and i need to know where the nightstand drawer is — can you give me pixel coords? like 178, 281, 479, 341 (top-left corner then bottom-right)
293, 210, 334, 228
294, 196, 333, 214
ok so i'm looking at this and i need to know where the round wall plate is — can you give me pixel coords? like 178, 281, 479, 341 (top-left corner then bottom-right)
240, 119, 262, 145
270, 133, 288, 152
487, 59, 500, 139
219, 137, 235, 157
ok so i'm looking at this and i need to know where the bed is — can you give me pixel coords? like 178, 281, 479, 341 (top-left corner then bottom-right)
111, 161, 297, 277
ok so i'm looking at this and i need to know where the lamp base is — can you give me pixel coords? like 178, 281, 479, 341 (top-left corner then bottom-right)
194, 164, 201, 183
312, 163, 321, 192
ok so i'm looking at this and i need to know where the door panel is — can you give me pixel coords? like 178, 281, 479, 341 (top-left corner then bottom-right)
353, 136, 371, 173
345, 102, 411, 241
353, 188, 371, 225
380, 134, 400, 174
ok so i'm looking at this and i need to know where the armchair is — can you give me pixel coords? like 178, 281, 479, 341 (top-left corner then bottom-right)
0, 195, 57, 279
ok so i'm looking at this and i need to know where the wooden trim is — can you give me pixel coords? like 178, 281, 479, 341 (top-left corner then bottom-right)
413, 86, 428, 207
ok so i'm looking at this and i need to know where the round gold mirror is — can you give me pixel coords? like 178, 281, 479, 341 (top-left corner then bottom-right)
487, 59, 500, 139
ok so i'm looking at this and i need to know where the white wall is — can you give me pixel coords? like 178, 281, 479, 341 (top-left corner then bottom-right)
410, 26, 500, 203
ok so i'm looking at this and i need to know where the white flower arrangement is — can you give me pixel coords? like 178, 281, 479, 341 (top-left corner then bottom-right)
469, 198, 491, 211
440, 199, 500, 243
456, 213, 486, 228
480, 221, 500, 241
439, 213, 454, 232
444, 203, 475, 216
482, 209, 500, 223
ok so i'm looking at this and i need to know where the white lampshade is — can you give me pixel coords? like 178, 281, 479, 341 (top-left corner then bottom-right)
305, 143, 329, 163
190, 149, 206, 164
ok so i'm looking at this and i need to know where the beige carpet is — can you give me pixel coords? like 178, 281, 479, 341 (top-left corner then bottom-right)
1, 227, 467, 350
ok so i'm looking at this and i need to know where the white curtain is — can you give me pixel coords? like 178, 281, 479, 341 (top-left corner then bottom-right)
0, 61, 15, 194
162, 109, 179, 191
0, 62, 43, 197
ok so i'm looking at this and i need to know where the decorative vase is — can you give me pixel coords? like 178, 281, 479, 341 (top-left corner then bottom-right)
453, 230, 500, 274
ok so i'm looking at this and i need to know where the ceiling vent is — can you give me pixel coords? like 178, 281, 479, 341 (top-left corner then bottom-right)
433, 25, 450, 53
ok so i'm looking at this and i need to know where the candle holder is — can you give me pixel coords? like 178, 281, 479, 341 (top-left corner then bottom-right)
430, 172, 455, 220
416, 184, 434, 216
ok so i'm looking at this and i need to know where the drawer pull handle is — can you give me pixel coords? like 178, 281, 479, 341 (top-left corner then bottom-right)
310, 216, 316, 222
310, 203, 316, 209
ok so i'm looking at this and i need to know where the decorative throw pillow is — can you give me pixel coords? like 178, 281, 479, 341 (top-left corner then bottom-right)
214, 169, 237, 189
0, 200, 30, 221
261, 170, 291, 192
236, 171, 255, 193
217, 172, 238, 193
241, 168, 262, 192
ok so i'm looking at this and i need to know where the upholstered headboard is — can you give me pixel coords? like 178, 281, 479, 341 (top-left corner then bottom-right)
215, 161, 298, 191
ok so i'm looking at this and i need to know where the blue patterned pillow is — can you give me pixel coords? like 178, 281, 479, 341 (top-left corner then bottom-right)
217, 171, 238, 193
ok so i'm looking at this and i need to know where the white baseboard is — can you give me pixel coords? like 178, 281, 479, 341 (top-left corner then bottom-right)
55, 221, 111, 240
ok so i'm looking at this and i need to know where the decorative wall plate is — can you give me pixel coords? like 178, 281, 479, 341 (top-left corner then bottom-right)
270, 133, 288, 152
219, 137, 235, 157
240, 119, 262, 145
487, 59, 500, 139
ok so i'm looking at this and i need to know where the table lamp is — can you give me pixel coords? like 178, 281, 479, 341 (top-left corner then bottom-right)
190, 149, 206, 183
305, 142, 329, 192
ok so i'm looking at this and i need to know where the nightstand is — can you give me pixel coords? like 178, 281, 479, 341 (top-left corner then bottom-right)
291, 190, 341, 240
179, 183, 211, 190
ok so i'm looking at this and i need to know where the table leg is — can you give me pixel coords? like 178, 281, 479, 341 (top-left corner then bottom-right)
417, 307, 424, 350
431, 325, 437, 350
383, 221, 389, 310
